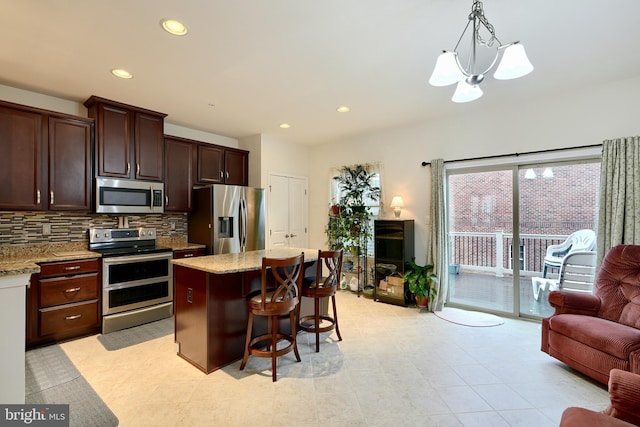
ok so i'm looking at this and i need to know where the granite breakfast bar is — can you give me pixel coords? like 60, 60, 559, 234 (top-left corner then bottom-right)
171, 248, 319, 374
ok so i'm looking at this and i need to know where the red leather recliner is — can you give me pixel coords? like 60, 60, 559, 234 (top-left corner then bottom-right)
542, 244, 640, 385
560, 369, 640, 427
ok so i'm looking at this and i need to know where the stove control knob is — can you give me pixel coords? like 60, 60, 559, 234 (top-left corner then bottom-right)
104, 232, 109, 238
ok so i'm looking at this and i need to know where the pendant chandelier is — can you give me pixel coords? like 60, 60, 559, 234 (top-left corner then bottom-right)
429, 0, 533, 103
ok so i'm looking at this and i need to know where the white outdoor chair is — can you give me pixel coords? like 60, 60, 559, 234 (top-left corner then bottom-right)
532, 250, 597, 301
543, 229, 596, 278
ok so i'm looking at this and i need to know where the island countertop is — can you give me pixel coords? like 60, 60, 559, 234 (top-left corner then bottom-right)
171, 247, 319, 274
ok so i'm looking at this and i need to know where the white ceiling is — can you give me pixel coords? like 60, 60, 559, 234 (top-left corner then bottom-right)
2, 0, 640, 145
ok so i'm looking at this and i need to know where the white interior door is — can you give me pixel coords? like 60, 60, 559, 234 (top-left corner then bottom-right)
268, 173, 308, 249
288, 177, 307, 248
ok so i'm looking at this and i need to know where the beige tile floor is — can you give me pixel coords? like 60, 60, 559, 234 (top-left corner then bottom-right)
60, 291, 610, 427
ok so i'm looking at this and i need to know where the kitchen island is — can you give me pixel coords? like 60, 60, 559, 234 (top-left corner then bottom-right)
171, 248, 319, 374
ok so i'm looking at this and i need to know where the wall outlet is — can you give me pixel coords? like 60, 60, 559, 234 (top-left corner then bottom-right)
42, 224, 52, 235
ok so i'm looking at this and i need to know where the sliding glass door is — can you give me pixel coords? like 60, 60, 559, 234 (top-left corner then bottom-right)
517, 162, 600, 318
447, 168, 515, 313
446, 160, 600, 318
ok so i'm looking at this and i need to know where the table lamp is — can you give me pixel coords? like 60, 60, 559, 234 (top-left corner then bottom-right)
390, 196, 404, 218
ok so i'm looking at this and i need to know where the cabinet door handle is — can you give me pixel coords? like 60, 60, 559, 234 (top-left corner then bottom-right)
183, 253, 194, 257
50, 190, 54, 205
36, 189, 41, 205
290, 234, 297, 238
126, 162, 131, 175
64, 266, 81, 271
285, 234, 290, 238
219, 170, 223, 179
136, 163, 140, 175
165, 195, 169, 206
226, 171, 229, 180
65, 314, 82, 320
64, 287, 81, 293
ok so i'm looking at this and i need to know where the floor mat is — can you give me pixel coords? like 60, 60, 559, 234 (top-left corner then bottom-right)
25, 344, 81, 395
25, 344, 118, 427
434, 307, 504, 327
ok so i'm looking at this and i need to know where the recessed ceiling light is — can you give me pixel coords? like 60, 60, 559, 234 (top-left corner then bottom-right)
336, 106, 350, 113
161, 19, 188, 36
279, 123, 291, 129
111, 69, 133, 79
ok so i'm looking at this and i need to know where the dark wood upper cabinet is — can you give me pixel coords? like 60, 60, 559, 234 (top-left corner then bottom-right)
0, 100, 93, 212
0, 103, 45, 210
197, 144, 224, 184
135, 112, 165, 181
224, 148, 248, 186
196, 143, 248, 186
93, 102, 129, 178
164, 136, 194, 212
48, 116, 93, 211
85, 96, 166, 181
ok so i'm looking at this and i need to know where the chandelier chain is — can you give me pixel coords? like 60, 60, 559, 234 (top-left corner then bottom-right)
471, 1, 500, 48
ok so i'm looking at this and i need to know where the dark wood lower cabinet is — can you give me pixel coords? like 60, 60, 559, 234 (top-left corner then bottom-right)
27, 258, 101, 348
174, 265, 259, 373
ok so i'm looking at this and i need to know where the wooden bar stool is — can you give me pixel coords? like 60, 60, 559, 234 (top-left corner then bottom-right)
298, 249, 343, 352
240, 253, 304, 382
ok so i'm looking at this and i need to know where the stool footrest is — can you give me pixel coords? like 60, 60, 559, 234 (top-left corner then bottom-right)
248, 333, 296, 358
299, 314, 337, 334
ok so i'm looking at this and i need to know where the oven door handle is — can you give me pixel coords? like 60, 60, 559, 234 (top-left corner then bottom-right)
102, 253, 172, 265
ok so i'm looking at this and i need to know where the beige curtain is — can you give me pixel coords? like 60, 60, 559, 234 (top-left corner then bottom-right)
426, 158, 448, 311
596, 137, 640, 266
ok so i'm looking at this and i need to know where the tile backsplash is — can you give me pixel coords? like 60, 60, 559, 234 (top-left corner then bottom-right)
0, 212, 188, 246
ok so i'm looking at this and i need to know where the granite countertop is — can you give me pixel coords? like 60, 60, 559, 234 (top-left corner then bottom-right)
171, 247, 319, 274
0, 239, 207, 277
156, 237, 206, 251
0, 242, 101, 277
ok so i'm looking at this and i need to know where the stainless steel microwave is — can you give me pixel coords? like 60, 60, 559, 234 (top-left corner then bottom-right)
96, 178, 164, 214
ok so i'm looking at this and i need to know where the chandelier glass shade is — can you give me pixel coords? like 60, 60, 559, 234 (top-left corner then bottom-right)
429, 0, 533, 103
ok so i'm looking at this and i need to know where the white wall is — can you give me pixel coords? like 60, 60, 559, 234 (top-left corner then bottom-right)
259, 134, 310, 186
307, 75, 640, 264
238, 134, 263, 188
164, 123, 238, 148
0, 83, 84, 115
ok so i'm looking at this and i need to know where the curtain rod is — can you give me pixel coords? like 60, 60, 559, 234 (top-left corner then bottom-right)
420, 143, 602, 167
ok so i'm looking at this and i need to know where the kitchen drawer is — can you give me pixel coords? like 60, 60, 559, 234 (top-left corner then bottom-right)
173, 248, 206, 259
39, 273, 99, 308
39, 300, 99, 336
39, 258, 100, 278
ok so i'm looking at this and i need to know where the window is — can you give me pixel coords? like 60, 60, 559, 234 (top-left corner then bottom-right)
328, 162, 383, 256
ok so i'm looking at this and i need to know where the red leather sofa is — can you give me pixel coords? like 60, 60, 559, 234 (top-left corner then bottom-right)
541, 244, 640, 385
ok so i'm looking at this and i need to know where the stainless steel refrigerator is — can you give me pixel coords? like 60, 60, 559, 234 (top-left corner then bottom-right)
188, 185, 266, 255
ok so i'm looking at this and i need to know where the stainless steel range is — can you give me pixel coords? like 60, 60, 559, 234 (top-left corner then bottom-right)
89, 227, 173, 334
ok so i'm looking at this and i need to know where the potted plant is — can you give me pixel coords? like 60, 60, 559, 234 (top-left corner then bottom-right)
404, 259, 439, 308
326, 207, 349, 251
327, 164, 381, 256
333, 164, 381, 211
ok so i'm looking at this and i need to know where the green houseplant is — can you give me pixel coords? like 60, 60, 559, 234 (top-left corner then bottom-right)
404, 260, 439, 308
325, 164, 381, 256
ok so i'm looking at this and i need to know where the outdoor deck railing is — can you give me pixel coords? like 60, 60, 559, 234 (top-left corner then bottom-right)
449, 231, 574, 277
